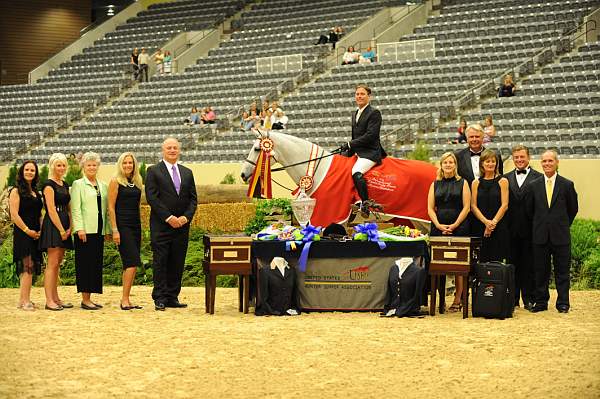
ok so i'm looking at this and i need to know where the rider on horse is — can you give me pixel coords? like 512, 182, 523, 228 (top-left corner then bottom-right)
340, 83, 387, 217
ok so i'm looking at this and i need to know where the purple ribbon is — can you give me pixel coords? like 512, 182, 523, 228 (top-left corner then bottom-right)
285, 224, 321, 272
354, 223, 386, 250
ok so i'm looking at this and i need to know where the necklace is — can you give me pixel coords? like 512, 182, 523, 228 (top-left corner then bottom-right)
126, 182, 135, 187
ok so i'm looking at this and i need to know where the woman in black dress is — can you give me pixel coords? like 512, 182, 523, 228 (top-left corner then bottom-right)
40, 153, 74, 311
108, 152, 143, 310
427, 152, 471, 311
471, 149, 510, 263
71, 152, 111, 310
9, 161, 43, 311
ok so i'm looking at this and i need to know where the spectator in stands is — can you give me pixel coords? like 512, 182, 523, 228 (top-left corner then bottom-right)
71, 152, 110, 311
263, 109, 273, 130
271, 109, 288, 129
138, 48, 149, 82
186, 106, 200, 125
40, 153, 73, 311
342, 46, 360, 65
108, 152, 144, 311
335, 26, 345, 39
249, 102, 259, 116
76, 152, 84, 164
329, 27, 338, 49
240, 111, 249, 131
154, 48, 164, 76
163, 50, 172, 74
498, 74, 516, 97
362, 46, 376, 63
9, 161, 43, 311
483, 115, 496, 143
68, 153, 77, 163
244, 110, 260, 130
201, 106, 216, 125
130, 47, 139, 80
262, 100, 270, 114
269, 100, 280, 113
315, 32, 329, 45
452, 117, 468, 144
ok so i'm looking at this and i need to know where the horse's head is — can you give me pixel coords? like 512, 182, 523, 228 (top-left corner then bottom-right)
240, 129, 274, 183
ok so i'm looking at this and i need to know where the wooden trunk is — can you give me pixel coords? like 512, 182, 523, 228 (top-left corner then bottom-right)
429, 236, 482, 274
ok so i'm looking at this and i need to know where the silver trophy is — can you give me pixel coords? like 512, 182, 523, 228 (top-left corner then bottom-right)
291, 190, 316, 228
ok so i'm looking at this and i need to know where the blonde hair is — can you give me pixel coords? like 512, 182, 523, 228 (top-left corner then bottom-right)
436, 152, 461, 180
115, 152, 143, 189
48, 153, 68, 180
479, 149, 499, 178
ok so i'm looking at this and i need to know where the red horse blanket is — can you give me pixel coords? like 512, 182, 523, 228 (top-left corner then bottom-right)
309, 155, 437, 227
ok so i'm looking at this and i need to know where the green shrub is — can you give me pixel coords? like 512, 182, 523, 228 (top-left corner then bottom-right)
570, 218, 600, 284
5, 163, 17, 189
0, 236, 19, 288
220, 173, 236, 184
580, 247, 600, 289
64, 158, 83, 186
244, 198, 292, 235
38, 165, 49, 191
406, 141, 431, 162
139, 162, 147, 184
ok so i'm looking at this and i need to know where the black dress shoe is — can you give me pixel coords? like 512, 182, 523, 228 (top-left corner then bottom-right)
557, 305, 569, 313
524, 302, 534, 311
166, 300, 188, 308
155, 301, 166, 311
81, 302, 99, 310
92, 303, 103, 308
529, 305, 548, 313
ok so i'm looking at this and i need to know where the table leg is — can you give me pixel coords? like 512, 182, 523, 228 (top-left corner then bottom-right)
462, 274, 469, 319
204, 273, 210, 314
238, 275, 243, 312
430, 275, 437, 316
243, 275, 250, 314
439, 275, 446, 314
210, 274, 217, 314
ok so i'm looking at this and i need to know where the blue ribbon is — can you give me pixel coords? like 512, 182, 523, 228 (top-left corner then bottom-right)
285, 225, 321, 272
354, 223, 386, 250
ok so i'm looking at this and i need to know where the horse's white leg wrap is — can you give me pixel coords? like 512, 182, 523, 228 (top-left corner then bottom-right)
351, 157, 376, 175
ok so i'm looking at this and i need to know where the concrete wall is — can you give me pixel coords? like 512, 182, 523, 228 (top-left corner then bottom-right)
582, 8, 600, 44
173, 29, 222, 73
2, 158, 598, 220
375, 2, 431, 44
28, 1, 144, 83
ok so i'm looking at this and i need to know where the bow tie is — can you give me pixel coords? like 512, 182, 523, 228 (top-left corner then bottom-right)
516, 169, 527, 175
470, 151, 482, 157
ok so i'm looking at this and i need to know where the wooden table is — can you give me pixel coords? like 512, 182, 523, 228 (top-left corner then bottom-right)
429, 237, 481, 319
203, 235, 253, 314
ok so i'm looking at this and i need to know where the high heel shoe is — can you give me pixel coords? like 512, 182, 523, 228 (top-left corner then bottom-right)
447, 303, 463, 312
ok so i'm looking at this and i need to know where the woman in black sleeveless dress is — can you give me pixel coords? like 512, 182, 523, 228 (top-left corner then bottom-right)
39, 154, 74, 311
427, 152, 471, 311
9, 161, 43, 311
108, 152, 143, 310
471, 149, 510, 263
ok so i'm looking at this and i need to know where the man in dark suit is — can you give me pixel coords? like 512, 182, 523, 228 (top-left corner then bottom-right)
454, 123, 503, 187
145, 137, 198, 311
527, 149, 578, 313
504, 145, 542, 310
340, 83, 387, 217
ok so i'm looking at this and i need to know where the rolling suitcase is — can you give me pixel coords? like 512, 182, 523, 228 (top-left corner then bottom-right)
472, 262, 515, 319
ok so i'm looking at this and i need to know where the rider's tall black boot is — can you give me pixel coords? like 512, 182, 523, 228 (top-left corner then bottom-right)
352, 172, 381, 218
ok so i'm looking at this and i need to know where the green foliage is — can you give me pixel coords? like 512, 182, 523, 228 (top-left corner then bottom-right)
0, 236, 19, 288
64, 158, 83, 186
406, 141, 431, 162
220, 173, 236, 184
38, 165, 49, 191
5, 163, 17, 189
570, 219, 600, 288
244, 198, 293, 235
139, 162, 147, 184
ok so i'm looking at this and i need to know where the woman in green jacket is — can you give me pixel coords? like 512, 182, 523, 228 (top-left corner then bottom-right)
70, 152, 111, 310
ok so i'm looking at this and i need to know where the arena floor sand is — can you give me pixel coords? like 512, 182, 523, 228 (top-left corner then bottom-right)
1, 286, 599, 399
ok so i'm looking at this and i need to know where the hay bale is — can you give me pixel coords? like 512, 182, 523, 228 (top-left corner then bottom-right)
140, 203, 256, 232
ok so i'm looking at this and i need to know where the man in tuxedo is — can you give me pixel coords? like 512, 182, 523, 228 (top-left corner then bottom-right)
528, 149, 578, 313
340, 83, 387, 217
454, 123, 503, 187
504, 145, 542, 310
145, 137, 198, 311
